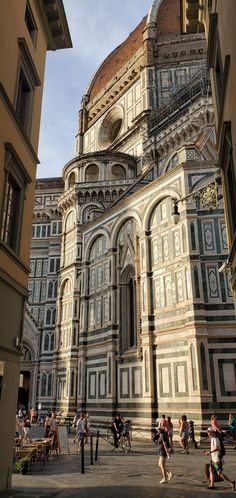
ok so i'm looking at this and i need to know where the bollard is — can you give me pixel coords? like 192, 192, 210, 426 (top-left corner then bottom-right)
81, 437, 85, 474
95, 430, 99, 461
90, 434, 93, 465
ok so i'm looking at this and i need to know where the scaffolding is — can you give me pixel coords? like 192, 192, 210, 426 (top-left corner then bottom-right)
150, 67, 211, 135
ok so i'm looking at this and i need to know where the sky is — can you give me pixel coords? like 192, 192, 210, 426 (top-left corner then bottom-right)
37, 0, 152, 178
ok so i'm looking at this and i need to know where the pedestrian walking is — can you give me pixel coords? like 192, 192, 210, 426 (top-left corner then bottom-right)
157, 427, 172, 484
179, 415, 190, 454
74, 412, 86, 453
23, 413, 32, 443
167, 416, 174, 451
30, 406, 36, 424
204, 427, 235, 490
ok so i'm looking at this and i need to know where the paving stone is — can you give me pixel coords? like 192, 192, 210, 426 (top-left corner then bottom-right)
3, 437, 236, 498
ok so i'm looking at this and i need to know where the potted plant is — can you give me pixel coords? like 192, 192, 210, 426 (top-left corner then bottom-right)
15, 456, 30, 474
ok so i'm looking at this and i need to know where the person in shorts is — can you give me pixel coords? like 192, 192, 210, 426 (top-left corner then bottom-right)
157, 427, 172, 484
179, 415, 190, 454
204, 427, 235, 490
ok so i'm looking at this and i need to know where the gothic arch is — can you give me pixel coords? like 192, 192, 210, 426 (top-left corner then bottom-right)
21, 343, 34, 362
143, 189, 182, 232
59, 276, 73, 299
111, 211, 142, 247
64, 209, 76, 232
84, 229, 110, 261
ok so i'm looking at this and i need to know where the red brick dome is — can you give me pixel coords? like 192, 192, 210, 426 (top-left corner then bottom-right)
87, 15, 147, 102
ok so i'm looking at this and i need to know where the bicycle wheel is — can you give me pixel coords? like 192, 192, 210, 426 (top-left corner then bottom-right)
120, 436, 131, 453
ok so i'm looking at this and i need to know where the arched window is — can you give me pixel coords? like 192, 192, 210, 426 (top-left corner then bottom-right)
85, 164, 99, 182
41, 373, 47, 396
98, 191, 104, 202
68, 171, 76, 187
120, 266, 137, 352
112, 164, 126, 179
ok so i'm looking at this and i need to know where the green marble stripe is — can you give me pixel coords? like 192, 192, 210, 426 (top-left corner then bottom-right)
209, 348, 236, 354
155, 351, 188, 359
208, 338, 236, 343
156, 340, 188, 349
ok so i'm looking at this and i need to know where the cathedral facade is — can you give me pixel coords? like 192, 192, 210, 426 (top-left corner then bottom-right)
23, 0, 236, 432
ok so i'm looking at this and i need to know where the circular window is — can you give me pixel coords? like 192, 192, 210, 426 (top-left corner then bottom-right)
99, 106, 123, 148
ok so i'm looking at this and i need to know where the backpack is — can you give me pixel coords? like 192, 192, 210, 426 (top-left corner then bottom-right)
216, 433, 225, 459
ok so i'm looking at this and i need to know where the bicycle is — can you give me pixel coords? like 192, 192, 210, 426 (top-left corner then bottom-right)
102, 421, 131, 453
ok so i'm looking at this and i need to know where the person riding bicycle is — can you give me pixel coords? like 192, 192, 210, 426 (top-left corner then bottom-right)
111, 413, 123, 448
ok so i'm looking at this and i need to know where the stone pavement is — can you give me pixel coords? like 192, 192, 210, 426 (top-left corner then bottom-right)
1, 433, 236, 498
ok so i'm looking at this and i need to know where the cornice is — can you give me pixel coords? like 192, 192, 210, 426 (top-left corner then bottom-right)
0, 83, 40, 164
34, 0, 72, 50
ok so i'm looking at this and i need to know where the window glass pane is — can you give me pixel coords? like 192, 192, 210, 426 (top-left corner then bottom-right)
44, 334, 49, 351
49, 259, 54, 273
16, 69, 31, 128
1, 174, 20, 249
47, 373, 52, 396
41, 374, 47, 397
25, 3, 37, 43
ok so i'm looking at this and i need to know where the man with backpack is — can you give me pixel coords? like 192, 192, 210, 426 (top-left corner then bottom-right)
204, 427, 235, 490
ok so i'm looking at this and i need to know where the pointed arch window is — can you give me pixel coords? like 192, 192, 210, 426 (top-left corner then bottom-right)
120, 266, 137, 352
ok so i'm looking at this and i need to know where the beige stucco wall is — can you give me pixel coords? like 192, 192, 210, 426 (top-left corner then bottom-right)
0, 0, 71, 490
